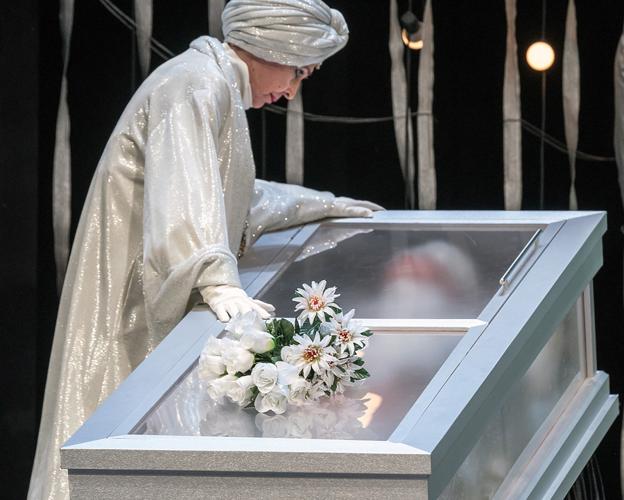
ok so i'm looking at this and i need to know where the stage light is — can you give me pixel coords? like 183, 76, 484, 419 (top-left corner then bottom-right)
526, 41, 555, 71
400, 10, 423, 51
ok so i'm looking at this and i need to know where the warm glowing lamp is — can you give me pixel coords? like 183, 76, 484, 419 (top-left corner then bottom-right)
400, 11, 424, 51
401, 29, 424, 50
526, 41, 555, 71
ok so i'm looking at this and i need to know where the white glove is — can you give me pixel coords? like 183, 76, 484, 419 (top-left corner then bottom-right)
328, 197, 385, 218
200, 285, 275, 323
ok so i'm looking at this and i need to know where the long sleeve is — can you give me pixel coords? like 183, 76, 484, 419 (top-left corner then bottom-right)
245, 179, 339, 246
143, 82, 243, 336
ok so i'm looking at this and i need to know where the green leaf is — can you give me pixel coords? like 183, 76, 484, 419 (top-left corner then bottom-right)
361, 330, 373, 337
278, 318, 295, 339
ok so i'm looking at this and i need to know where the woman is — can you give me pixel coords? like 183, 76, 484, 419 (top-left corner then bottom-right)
29, 1, 381, 498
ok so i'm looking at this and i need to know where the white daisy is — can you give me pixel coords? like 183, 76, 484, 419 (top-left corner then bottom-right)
292, 280, 340, 323
326, 309, 369, 355
291, 332, 338, 378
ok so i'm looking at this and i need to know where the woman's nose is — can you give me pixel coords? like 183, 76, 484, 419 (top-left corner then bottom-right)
284, 78, 302, 100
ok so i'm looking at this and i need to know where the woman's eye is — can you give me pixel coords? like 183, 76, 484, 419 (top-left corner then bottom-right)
295, 68, 306, 79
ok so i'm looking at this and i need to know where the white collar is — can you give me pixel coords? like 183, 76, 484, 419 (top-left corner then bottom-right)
223, 43, 252, 110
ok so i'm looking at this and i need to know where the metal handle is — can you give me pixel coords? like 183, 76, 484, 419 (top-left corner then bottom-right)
499, 228, 542, 289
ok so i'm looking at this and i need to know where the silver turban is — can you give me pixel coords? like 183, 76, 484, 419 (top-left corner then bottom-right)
222, 0, 349, 67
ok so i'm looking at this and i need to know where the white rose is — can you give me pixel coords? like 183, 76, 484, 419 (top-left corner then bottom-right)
254, 386, 288, 414
280, 345, 299, 365
202, 336, 224, 356
221, 343, 255, 375
251, 363, 278, 394
225, 310, 267, 341
287, 377, 311, 406
276, 361, 300, 386
226, 375, 256, 407
206, 374, 236, 402
198, 353, 226, 381
240, 329, 275, 354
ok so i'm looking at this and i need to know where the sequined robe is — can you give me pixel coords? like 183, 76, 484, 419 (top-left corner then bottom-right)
29, 36, 343, 500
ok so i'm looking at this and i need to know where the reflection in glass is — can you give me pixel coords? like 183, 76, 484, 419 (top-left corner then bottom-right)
258, 226, 534, 319
439, 301, 582, 499
133, 333, 462, 440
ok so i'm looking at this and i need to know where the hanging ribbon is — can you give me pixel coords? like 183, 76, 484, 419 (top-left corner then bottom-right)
53, 0, 75, 293
286, 90, 305, 184
208, 0, 226, 39
134, 0, 153, 79
563, 0, 580, 209
503, 0, 522, 210
615, 24, 624, 496
389, 0, 415, 208
615, 24, 624, 208
417, 0, 436, 209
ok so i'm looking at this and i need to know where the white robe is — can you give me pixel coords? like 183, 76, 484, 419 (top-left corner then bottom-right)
29, 36, 347, 500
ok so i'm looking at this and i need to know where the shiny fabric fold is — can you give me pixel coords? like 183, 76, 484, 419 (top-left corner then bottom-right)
31, 37, 254, 500
222, 0, 348, 67
503, 0, 522, 210
417, 0, 436, 210
245, 179, 342, 248
563, 0, 580, 210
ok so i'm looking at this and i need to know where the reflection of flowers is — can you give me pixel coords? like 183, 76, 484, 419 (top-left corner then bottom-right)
292, 280, 339, 323
255, 396, 370, 439
141, 368, 379, 440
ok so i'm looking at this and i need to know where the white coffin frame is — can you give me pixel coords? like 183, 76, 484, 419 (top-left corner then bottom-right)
62, 211, 618, 499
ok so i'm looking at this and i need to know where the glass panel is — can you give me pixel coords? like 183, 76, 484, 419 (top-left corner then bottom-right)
258, 225, 535, 319
133, 332, 462, 440
439, 300, 583, 499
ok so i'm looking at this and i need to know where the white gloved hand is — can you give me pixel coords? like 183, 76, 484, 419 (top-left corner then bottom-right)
200, 285, 275, 323
328, 197, 385, 218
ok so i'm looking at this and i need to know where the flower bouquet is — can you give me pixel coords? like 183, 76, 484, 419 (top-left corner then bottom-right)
198, 280, 372, 414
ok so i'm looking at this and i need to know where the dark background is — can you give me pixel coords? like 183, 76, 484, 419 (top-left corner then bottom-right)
2, 0, 623, 497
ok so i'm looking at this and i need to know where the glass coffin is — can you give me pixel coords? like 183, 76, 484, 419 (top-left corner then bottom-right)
62, 211, 618, 500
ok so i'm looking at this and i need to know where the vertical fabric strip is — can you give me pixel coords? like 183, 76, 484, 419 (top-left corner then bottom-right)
285, 90, 305, 185
134, 0, 153, 78
563, 0, 580, 209
53, 0, 75, 293
616, 26, 624, 496
208, 0, 226, 39
389, 0, 415, 208
503, 0, 522, 210
417, 0, 436, 209
615, 25, 624, 210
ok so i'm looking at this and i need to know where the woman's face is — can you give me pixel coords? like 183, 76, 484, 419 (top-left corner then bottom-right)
234, 47, 316, 108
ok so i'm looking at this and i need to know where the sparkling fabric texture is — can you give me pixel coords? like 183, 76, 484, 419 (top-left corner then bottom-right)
222, 0, 348, 67
29, 36, 359, 500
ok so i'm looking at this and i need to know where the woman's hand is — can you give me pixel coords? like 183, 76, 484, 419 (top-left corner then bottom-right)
328, 197, 385, 218
201, 285, 275, 322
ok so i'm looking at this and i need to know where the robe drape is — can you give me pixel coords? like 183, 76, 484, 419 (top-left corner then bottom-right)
29, 36, 354, 500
